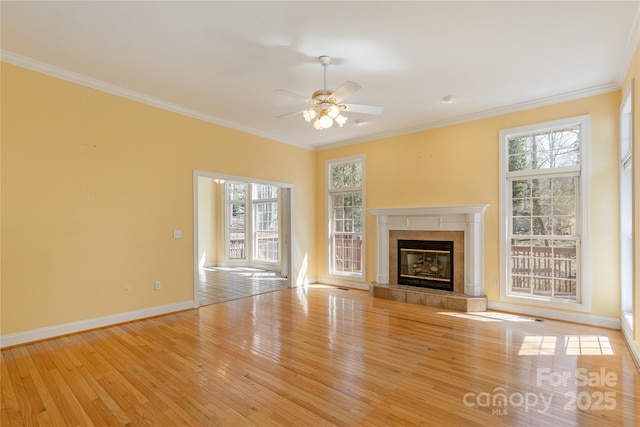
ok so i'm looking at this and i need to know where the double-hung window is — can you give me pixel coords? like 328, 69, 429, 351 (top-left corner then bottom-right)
500, 116, 590, 309
252, 184, 279, 263
327, 156, 364, 279
226, 182, 247, 260
225, 181, 280, 264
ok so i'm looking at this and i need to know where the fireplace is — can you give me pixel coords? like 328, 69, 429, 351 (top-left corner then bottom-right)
369, 205, 489, 297
398, 240, 454, 291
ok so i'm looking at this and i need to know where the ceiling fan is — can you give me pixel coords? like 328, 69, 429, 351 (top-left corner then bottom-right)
275, 55, 384, 130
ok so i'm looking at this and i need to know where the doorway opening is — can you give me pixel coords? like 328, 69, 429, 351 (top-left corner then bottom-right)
193, 171, 293, 306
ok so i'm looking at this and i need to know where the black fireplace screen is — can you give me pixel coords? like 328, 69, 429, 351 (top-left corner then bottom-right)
398, 240, 454, 291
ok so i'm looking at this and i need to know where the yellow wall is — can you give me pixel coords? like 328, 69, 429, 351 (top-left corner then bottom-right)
0, 47, 633, 339
316, 91, 621, 319
1, 63, 316, 336
197, 176, 216, 266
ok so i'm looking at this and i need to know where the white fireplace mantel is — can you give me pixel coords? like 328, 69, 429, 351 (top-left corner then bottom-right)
369, 204, 489, 297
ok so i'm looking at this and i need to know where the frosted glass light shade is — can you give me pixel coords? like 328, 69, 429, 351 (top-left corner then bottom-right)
319, 114, 333, 128
303, 108, 317, 123
327, 105, 340, 119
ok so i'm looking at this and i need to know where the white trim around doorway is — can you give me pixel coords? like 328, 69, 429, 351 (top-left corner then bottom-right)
192, 170, 295, 307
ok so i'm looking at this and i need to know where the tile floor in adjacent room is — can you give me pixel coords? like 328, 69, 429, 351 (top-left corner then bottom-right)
198, 266, 290, 306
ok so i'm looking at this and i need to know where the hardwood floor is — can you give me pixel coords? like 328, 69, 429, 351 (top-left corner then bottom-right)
198, 267, 289, 306
2, 285, 639, 426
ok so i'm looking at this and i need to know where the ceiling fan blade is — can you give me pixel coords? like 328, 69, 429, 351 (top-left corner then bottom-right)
274, 89, 315, 104
329, 81, 361, 103
342, 103, 384, 115
276, 109, 306, 119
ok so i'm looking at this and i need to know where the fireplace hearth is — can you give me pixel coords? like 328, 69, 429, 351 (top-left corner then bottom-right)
398, 240, 454, 291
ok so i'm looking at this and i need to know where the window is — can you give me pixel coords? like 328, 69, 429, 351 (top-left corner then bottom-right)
620, 86, 633, 326
226, 182, 247, 260
327, 156, 364, 278
224, 181, 281, 264
252, 184, 279, 263
500, 116, 590, 309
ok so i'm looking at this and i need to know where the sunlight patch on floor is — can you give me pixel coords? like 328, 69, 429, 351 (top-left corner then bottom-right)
438, 311, 537, 323
517, 335, 614, 356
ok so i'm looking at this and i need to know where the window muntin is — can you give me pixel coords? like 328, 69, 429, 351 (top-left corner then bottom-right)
511, 176, 577, 236
226, 182, 247, 260
253, 183, 278, 200
508, 127, 580, 173
509, 175, 579, 301
501, 117, 588, 305
328, 158, 364, 278
252, 184, 279, 263
331, 192, 363, 275
330, 160, 363, 189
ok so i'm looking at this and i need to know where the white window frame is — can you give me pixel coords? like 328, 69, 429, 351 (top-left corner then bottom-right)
252, 184, 280, 264
620, 83, 633, 327
225, 182, 248, 261
326, 155, 366, 281
499, 115, 591, 311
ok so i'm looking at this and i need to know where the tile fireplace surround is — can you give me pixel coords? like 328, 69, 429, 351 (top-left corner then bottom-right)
369, 205, 489, 311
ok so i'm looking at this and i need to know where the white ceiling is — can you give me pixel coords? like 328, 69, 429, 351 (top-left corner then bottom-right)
2, 1, 639, 150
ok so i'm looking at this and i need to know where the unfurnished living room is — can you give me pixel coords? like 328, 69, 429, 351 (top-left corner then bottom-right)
2, 2, 640, 426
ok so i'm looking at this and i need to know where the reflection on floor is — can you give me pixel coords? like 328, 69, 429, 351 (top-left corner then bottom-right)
198, 266, 289, 306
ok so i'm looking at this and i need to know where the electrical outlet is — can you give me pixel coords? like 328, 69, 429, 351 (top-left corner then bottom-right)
494, 278, 500, 286
123, 284, 131, 294
154, 281, 161, 290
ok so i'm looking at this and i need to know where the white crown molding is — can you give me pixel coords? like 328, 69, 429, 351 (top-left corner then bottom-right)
0, 300, 195, 348
0, 48, 626, 153
319, 82, 618, 151
488, 301, 620, 330
0, 50, 316, 151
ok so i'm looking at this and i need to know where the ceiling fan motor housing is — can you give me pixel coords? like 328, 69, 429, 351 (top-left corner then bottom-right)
312, 89, 333, 102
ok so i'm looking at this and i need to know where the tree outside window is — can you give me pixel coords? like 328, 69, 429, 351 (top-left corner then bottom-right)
502, 118, 587, 304
328, 158, 364, 277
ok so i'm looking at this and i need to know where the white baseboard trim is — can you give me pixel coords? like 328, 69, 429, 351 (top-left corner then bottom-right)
621, 317, 640, 372
488, 301, 621, 329
295, 276, 318, 287
312, 277, 369, 291
0, 300, 196, 349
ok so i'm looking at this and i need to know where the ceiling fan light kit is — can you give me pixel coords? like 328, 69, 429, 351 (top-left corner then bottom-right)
276, 55, 383, 131
307, 102, 348, 130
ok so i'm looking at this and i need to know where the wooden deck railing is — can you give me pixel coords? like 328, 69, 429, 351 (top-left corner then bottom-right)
334, 236, 363, 273
229, 236, 279, 261
511, 245, 576, 297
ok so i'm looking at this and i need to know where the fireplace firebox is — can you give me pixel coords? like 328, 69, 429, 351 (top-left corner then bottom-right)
398, 240, 454, 291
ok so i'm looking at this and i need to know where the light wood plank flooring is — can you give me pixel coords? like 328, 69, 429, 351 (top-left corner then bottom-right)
198, 266, 289, 306
2, 285, 639, 426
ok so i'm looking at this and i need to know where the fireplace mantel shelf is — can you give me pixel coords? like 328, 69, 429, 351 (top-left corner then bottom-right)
369, 204, 489, 217
369, 204, 489, 298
